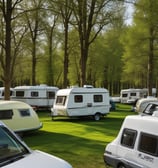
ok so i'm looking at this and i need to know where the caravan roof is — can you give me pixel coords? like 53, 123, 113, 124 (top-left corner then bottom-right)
121, 115, 158, 134
56, 87, 109, 95
14, 85, 58, 90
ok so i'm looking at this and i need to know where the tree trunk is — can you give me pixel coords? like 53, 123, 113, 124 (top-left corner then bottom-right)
32, 41, 36, 85
48, 27, 54, 86
4, 0, 12, 100
63, 19, 69, 88
147, 27, 154, 96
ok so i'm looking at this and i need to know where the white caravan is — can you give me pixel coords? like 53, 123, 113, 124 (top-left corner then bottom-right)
0, 100, 42, 133
51, 86, 110, 121
104, 115, 158, 168
0, 87, 14, 99
135, 97, 158, 113
120, 88, 148, 104
12, 85, 58, 110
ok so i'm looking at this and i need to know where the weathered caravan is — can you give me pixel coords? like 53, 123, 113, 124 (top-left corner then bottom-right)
12, 85, 58, 110
0, 100, 42, 133
51, 86, 110, 120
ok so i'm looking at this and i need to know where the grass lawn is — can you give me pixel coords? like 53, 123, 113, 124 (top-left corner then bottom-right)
23, 103, 135, 168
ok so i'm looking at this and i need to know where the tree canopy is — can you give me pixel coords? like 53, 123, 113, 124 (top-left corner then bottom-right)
0, 0, 158, 98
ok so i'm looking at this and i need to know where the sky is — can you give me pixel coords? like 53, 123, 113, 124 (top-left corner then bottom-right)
125, 3, 134, 25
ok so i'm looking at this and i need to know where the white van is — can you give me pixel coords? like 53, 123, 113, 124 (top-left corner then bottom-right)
0, 121, 72, 168
104, 115, 158, 168
51, 86, 110, 121
12, 85, 59, 110
0, 100, 42, 133
120, 88, 148, 104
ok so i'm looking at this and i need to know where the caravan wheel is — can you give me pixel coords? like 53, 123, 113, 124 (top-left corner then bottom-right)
94, 113, 101, 121
118, 163, 126, 168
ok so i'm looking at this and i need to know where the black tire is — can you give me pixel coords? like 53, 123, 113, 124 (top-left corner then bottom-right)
118, 164, 126, 168
94, 113, 101, 121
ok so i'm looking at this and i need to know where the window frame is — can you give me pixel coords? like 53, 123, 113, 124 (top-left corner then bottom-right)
93, 95, 103, 102
130, 92, 137, 96
18, 109, 31, 117
47, 91, 55, 99
122, 93, 128, 98
56, 96, 67, 105
0, 110, 13, 120
138, 132, 158, 156
74, 95, 83, 103
31, 91, 38, 97
16, 91, 24, 97
121, 128, 137, 149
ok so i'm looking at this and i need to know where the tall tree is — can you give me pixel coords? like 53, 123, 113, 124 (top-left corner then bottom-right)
72, 0, 124, 86
59, 0, 73, 88
0, 0, 26, 99
24, 0, 44, 85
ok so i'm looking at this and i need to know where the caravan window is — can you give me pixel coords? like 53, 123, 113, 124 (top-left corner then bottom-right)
74, 95, 83, 103
19, 109, 31, 117
56, 96, 66, 105
94, 95, 103, 102
2, 90, 13, 96
0, 110, 13, 119
31, 91, 38, 97
47, 91, 55, 99
122, 93, 128, 97
16, 91, 24, 97
138, 133, 158, 156
130, 92, 136, 96
121, 128, 137, 148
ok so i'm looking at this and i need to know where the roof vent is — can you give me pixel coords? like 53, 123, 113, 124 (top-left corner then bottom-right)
83, 85, 93, 88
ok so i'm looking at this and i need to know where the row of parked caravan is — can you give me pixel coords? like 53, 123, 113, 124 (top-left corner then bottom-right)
1, 85, 158, 133
0, 85, 111, 134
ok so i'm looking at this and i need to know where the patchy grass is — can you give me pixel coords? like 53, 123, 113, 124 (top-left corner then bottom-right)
23, 103, 135, 168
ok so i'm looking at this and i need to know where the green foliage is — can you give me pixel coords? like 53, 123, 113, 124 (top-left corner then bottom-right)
121, 0, 158, 88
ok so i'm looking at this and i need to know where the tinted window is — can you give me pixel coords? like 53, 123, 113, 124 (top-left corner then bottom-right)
121, 128, 137, 148
0, 126, 29, 162
16, 91, 24, 97
31, 91, 38, 97
0, 110, 13, 120
74, 95, 83, 103
56, 96, 66, 105
122, 93, 128, 97
47, 91, 55, 99
130, 92, 136, 96
94, 95, 103, 102
19, 109, 30, 117
138, 133, 158, 156
144, 104, 158, 115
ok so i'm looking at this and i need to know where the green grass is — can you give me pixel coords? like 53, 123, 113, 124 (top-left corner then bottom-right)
23, 103, 135, 168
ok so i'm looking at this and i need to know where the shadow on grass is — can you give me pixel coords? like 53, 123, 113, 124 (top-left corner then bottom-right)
23, 130, 108, 168
23, 105, 135, 168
